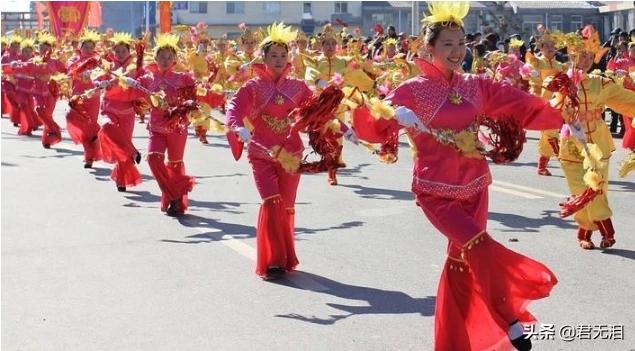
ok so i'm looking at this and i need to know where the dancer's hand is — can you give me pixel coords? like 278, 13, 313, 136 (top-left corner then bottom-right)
236, 127, 251, 143
316, 79, 328, 89
568, 121, 586, 143
395, 106, 423, 130
344, 128, 359, 145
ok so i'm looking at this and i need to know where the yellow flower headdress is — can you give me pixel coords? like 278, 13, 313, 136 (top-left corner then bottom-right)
79, 30, 101, 43
37, 32, 57, 46
421, 2, 470, 28
110, 32, 134, 47
9, 35, 23, 45
154, 33, 180, 54
537, 28, 561, 45
0, 37, 8, 45
261, 22, 297, 47
320, 23, 340, 44
20, 38, 35, 49
383, 38, 399, 48
509, 37, 524, 49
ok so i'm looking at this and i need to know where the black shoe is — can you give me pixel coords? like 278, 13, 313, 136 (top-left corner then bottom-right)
135, 152, 142, 164
117, 186, 126, 192
263, 267, 285, 280
13, 123, 18, 127
509, 320, 532, 351
166, 200, 183, 217
43, 143, 51, 149
84, 161, 93, 169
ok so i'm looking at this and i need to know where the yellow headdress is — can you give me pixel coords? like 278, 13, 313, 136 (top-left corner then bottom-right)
155, 33, 180, 54
110, 32, 134, 47
563, 26, 609, 64
383, 38, 399, 48
261, 22, 297, 47
421, 2, 470, 28
320, 24, 339, 43
20, 38, 35, 49
1, 37, 7, 45
79, 30, 101, 43
509, 37, 524, 49
537, 28, 561, 45
37, 32, 57, 46
9, 35, 23, 45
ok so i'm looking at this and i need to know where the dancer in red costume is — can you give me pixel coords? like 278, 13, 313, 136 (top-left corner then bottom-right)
2, 38, 39, 136
95, 32, 144, 192
352, 3, 562, 350
132, 34, 196, 216
32, 33, 66, 148
1, 35, 22, 121
226, 23, 313, 280
66, 30, 103, 168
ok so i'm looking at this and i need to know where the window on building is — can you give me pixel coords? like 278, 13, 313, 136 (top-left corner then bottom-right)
548, 15, 563, 31
371, 13, 390, 29
190, 1, 207, 14
522, 15, 543, 36
303, 2, 312, 15
570, 15, 583, 32
226, 1, 244, 14
264, 2, 280, 15
334, 1, 348, 14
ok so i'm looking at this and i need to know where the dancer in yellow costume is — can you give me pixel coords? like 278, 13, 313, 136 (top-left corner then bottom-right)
544, 27, 635, 250
525, 29, 567, 176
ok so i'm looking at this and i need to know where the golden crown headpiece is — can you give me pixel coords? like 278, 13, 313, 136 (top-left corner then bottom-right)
261, 22, 297, 47
9, 35, 23, 44
20, 38, 36, 49
79, 30, 101, 43
154, 33, 180, 54
421, 2, 470, 28
37, 32, 57, 46
509, 37, 524, 49
320, 24, 340, 43
110, 32, 134, 47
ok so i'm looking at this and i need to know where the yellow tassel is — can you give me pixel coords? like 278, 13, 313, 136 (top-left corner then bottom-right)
209, 118, 226, 134
211, 84, 223, 94
454, 130, 484, 159
369, 97, 395, 119
583, 170, 603, 191
271, 146, 300, 173
582, 144, 604, 171
117, 75, 129, 90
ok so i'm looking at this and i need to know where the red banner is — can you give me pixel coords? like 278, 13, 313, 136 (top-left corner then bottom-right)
159, 1, 172, 34
47, 1, 91, 38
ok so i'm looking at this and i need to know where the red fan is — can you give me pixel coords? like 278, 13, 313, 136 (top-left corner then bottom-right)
374, 24, 384, 35
289, 84, 344, 133
134, 40, 145, 77
68, 56, 100, 76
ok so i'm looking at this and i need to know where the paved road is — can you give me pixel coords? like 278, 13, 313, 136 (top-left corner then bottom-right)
2, 102, 634, 350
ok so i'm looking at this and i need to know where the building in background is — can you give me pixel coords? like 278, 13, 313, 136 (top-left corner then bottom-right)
171, 1, 361, 38
598, 1, 635, 35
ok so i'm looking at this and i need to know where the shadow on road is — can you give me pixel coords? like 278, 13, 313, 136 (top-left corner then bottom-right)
295, 221, 365, 237
272, 270, 435, 325
160, 213, 257, 243
489, 210, 576, 232
22, 146, 85, 159
123, 190, 246, 213
601, 248, 635, 261
339, 184, 413, 201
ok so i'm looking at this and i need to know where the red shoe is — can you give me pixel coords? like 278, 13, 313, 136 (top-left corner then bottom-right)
537, 156, 551, 176
577, 228, 595, 250
327, 169, 337, 186
595, 218, 616, 248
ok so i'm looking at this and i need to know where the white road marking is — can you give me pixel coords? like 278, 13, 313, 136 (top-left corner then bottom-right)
493, 180, 566, 198
489, 185, 542, 199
